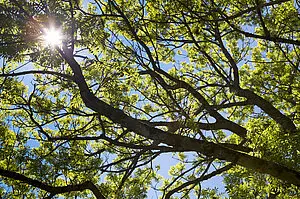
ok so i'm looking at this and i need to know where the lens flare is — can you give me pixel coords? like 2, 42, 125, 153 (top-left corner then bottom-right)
42, 27, 63, 47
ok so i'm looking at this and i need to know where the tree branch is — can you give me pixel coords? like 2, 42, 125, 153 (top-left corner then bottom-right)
0, 168, 106, 199
234, 88, 296, 133
165, 163, 234, 199
0, 70, 75, 81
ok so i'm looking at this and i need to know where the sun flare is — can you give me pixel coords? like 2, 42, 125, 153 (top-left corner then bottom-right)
42, 27, 63, 47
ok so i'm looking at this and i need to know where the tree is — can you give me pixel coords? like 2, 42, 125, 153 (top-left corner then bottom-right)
0, 0, 299, 198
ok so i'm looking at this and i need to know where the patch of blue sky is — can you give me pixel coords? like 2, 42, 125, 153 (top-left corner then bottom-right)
148, 151, 228, 198
24, 132, 41, 148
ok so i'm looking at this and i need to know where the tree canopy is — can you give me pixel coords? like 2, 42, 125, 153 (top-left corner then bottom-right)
0, 0, 300, 198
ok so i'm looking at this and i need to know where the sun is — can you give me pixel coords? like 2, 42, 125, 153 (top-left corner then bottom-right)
42, 27, 63, 47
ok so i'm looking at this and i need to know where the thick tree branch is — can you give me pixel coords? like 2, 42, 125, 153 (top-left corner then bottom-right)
142, 119, 248, 144
0, 168, 106, 199
234, 88, 296, 133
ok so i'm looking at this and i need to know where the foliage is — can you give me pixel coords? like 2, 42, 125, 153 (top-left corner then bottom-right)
0, 0, 300, 198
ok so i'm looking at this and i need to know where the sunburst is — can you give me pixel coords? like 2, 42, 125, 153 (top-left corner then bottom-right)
42, 27, 63, 47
